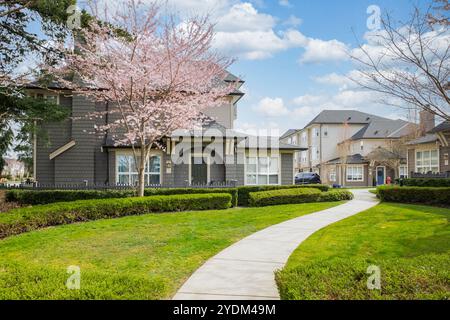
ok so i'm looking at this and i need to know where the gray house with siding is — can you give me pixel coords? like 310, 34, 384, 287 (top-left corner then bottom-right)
28, 74, 303, 187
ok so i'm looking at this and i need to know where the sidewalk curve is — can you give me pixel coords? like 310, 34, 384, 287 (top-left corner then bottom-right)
173, 189, 379, 300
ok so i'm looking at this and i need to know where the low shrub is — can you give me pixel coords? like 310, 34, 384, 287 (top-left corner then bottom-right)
237, 184, 330, 206
248, 188, 353, 207
6, 187, 238, 207
248, 188, 319, 207
317, 189, 354, 202
401, 178, 450, 188
0, 193, 232, 239
377, 186, 450, 206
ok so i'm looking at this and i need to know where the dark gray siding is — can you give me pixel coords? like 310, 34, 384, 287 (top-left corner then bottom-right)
210, 164, 225, 183
36, 94, 72, 184
53, 94, 96, 184
225, 151, 245, 186
108, 150, 116, 185
173, 164, 189, 187
281, 153, 294, 185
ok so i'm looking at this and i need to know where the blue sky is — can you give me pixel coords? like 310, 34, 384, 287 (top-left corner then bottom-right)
27, 0, 432, 135
200, 0, 430, 135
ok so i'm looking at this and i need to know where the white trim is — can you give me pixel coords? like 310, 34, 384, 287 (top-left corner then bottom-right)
49, 140, 76, 160
399, 165, 408, 179
244, 151, 281, 186
115, 150, 163, 185
346, 165, 364, 182
376, 166, 386, 185
415, 149, 439, 173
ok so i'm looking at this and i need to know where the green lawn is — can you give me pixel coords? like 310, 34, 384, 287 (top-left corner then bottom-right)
0, 202, 341, 300
276, 203, 450, 300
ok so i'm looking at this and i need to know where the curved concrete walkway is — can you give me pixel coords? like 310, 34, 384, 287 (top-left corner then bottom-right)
173, 189, 378, 300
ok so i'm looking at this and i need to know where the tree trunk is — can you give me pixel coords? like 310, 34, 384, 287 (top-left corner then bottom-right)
137, 146, 146, 197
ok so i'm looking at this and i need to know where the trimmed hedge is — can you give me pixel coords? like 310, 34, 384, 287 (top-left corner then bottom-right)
317, 189, 354, 202
0, 193, 232, 239
377, 186, 450, 206
6, 187, 238, 207
249, 188, 321, 207
401, 178, 450, 188
248, 188, 353, 207
237, 184, 330, 207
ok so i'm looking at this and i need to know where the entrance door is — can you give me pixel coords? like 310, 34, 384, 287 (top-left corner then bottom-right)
191, 157, 208, 185
376, 167, 385, 186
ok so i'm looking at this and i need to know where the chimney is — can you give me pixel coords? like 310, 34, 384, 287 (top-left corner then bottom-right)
419, 110, 435, 134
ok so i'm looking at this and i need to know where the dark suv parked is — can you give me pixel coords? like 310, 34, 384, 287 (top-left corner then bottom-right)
295, 172, 321, 185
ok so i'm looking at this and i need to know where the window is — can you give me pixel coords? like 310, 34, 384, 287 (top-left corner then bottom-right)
117, 154, 161, 185
329, 169, 336, 182
312, 128, 319, 138
311, 147, 318, 160
301, 151, 307, 164
347, 166, 364, 182
323, 126, 329, 137
34, 93, 60, 104
360, 141, 364, 151
301, 132, 307, 144
246, 156, 279, 185
416, 150, 439, 173
399, 165, 408, 179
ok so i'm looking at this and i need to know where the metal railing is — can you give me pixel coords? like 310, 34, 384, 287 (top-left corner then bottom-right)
410, 172, 450, 179
0, 180, 238, 190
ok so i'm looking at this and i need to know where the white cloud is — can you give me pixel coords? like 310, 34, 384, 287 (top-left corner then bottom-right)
292, 94, 326, 106
253, 97, 289, 117
278, 0, 292, 7
213, 3, 307, 60
283, 15, 302, 27
216, 3, 275, 32
313, 70, 364, 90
299, 38, 350, 64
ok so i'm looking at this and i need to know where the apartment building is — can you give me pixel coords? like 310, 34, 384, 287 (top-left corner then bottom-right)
281, 110, 417, 187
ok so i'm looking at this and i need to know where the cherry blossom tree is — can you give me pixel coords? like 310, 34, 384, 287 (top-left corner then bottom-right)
52, 0, 236, 196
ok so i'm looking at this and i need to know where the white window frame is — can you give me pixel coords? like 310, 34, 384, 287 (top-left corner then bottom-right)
311, 146, 318, 161
399, 165, 408, 179
34, 92, 60, 105
415, 149, 439, 173
329, 169, 336, 182
245, 154, 280, 186
346, 165, 364, 182
301, 132, 307, 144
116, 151, 162, 186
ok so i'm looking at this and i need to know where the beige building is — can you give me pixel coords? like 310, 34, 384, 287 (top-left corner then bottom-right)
281, 110, 418, 187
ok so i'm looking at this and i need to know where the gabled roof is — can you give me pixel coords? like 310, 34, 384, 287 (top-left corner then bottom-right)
305, 110, 387, 128
406, 134, 439, 145
429, 121, 450, 133
326, 154, 368, 165
280, 129, 299, 140
350, 119, 412, 140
